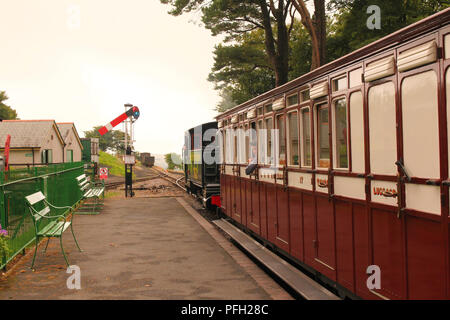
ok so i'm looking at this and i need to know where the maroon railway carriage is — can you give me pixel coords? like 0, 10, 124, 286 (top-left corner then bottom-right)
216, 9, 450, 300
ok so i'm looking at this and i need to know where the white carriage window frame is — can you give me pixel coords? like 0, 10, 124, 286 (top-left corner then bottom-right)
257, 119, 265, 165
300, 106, 312, 168
264, 116, 274, 165
332, 74, 348, 93
286, 110, 300, 167
286, 93, 299, 107
315, 102, 331, 169
275, 113, 287, 167
331, 97, 350, 171
300, 88, 310, 103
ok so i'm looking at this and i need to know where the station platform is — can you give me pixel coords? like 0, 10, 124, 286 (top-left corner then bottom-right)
0, 196, 290, 300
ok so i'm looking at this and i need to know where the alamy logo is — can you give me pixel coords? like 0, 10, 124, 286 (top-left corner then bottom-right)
366, 265, 381, 290
66, 265, 81, 290
366, 5, 381, 30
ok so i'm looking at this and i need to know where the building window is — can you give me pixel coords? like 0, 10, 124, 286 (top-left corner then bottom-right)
334, 99, 348, 169
301, 108, 312, 166
317, 104, 330, 168
287, 112, 299, 166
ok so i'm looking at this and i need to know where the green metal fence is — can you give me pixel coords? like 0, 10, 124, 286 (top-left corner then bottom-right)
0, 162, 85, 269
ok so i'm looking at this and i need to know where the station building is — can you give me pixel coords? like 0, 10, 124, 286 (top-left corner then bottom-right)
0, 119, 77, 165
56, 122, 83, 162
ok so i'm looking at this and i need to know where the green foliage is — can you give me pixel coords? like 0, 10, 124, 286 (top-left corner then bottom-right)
0, 91, 18, 120
84, 126, 130, 153
99, 151, 126, 177
165, 153, 182, 170
328, 0, 449, 54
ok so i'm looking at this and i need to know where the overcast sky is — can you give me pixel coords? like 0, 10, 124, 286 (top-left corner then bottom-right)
0, 0, 221, 155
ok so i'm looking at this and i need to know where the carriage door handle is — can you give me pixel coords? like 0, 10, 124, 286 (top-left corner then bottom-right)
395, 159, 411, 182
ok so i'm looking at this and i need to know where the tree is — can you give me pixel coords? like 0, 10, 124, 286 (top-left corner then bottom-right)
161, 0, 299, 87
328, 0, 449, 53
84, 126, 130, 153
0, 91, 18, 120
210, 22, 312, 111
165, 153, 182, 170
291, 0, 327, 69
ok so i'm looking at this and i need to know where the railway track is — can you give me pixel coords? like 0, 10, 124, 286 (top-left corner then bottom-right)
104, 168, 186, 191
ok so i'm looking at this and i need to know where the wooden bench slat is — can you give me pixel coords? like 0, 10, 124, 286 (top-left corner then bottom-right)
26, 192, 46, 205
34, 206, 51, 221
76, 174, 86, 181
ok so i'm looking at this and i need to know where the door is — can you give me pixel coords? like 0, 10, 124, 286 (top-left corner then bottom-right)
367, 79, 403, 299
314, 102, 336, 276
400, 41, 445, 299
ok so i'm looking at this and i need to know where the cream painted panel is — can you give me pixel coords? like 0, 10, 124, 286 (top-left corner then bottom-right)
368, 82, 397, 175
405, 184, 440, 215
349, 68, 363, 88
272, 98, 285, 111
310, 81, 328, 99
445, 35, 450, 59
402, 71, 439, 179
365, 56, 395, 82
315, 174, 328, 194
350, 92, 365, 173
397, 41, 437, 72
240, 167, 249, 179
288, 172, 313, 191
225, 165, 233, 175
371, 180, 398, 207
247, 108, 256, 119
259, 168, 276, 183
334, 176, 365, 200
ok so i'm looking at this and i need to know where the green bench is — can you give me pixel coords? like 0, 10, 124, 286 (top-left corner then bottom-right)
25, 191, 82, 269
75, 174, 105, 215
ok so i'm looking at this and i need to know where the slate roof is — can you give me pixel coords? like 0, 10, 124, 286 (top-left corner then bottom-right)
56, 122, 83, 149
0, 120, 64, 148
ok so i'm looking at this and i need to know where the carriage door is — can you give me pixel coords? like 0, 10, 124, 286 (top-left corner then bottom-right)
399, 38, 444, 299
367, 66, 403, 299
314, 102, 336, 275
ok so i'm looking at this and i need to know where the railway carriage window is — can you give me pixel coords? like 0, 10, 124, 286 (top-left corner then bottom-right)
258, 120, 266, 164
276, 114, 286, 166
301, 109, 312, 167
265, 117, 273, 164
287, 112, 299, 166
332, 76, 347, 92
334, 99, 348, 169
317, 104, 330, 168
257, 107, 263, 116
264, 104, 273, 114
233, 128, 238, 164
349, 92, 365, 173
245, 124, 250, 164
287, 94, 299, 107
222, 130, 226, 164
300, 89, 310, 103
250, 122, 257, 163
349, 68, 363, 87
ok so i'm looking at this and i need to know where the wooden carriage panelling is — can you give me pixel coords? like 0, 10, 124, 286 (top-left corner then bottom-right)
216, 9, 450, 300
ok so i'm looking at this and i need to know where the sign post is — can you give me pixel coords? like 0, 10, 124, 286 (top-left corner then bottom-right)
99, 167, 108, 180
